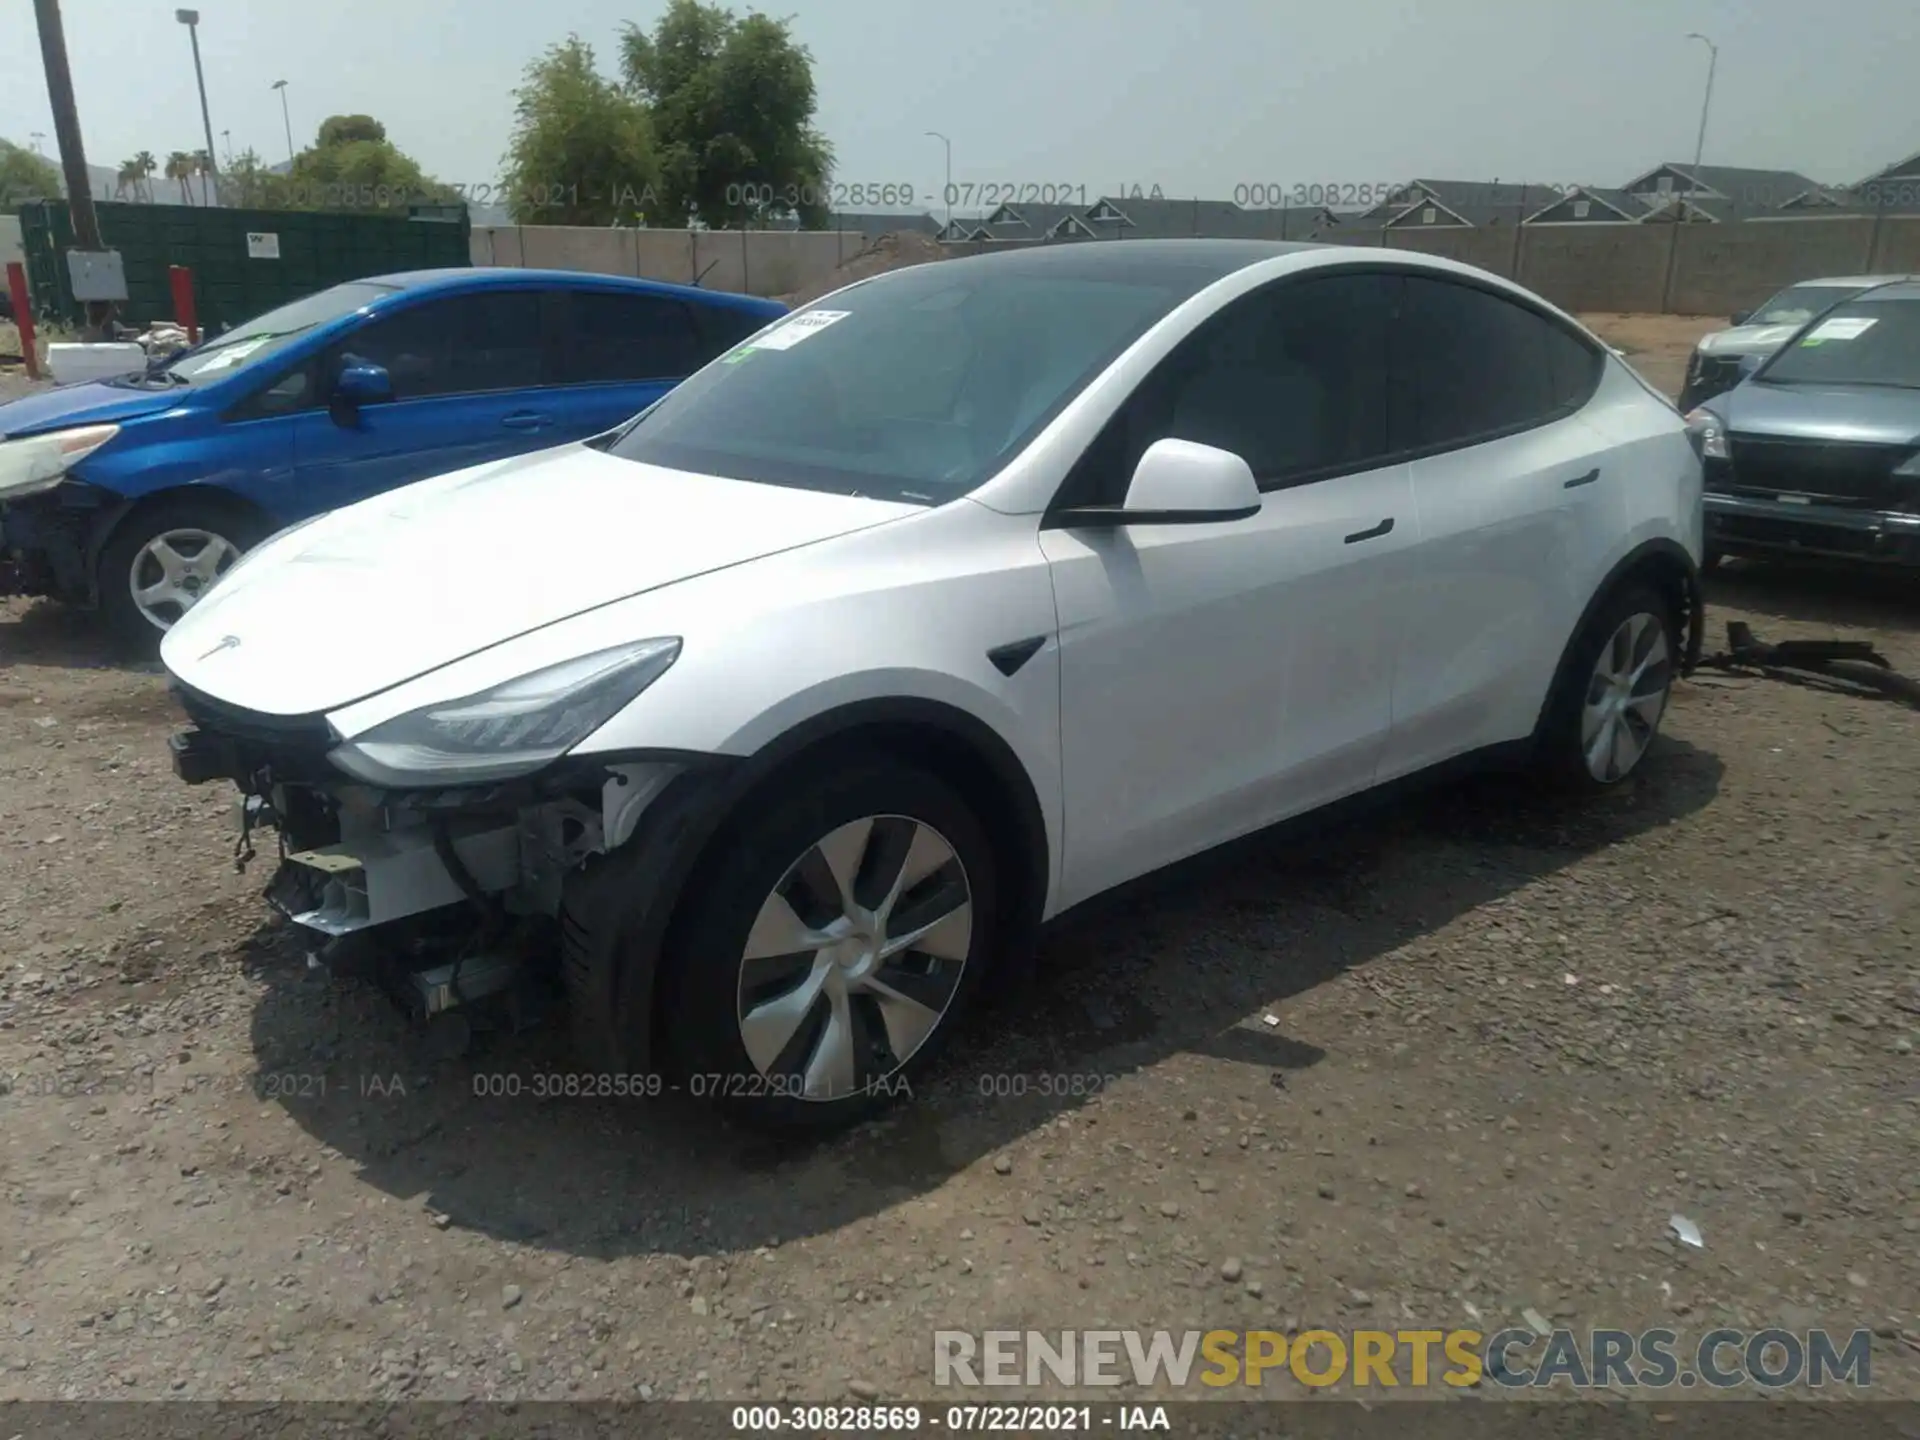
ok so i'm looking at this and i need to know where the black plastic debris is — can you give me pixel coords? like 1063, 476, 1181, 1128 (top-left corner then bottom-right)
1694, 621, 1920, 709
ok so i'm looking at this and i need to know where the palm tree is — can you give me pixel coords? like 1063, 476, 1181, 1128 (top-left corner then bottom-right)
165, 151, 196, 205
191, 150, 215, 206
133, 150, 157, 203
115, 156, 141, 199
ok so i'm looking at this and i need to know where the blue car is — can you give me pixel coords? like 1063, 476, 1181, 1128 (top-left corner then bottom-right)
0, 267, 786, 645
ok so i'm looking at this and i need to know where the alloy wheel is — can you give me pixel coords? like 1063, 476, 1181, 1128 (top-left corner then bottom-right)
735, 814, 973, 1102
128, 527, 242, 630
1580, 611, 1672, 783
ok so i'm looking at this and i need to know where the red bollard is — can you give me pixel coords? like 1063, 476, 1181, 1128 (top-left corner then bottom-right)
5, 262, 39, 380
169, 264, 199, 345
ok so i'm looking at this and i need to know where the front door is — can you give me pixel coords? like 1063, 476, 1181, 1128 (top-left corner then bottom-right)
289, 289, 554, 515
1041, 270, 1418, 910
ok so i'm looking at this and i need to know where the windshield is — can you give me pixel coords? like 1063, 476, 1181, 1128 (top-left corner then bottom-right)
1759, 295, 1920, 389
153, 281, 398, 384
1748, 283, 1861, 328
603, 262, 1201, 502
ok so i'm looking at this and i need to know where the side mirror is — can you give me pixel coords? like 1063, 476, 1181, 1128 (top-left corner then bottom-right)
1052, 439, 1262, 529
1123, 439, 1262, 520
333, 361, 393, 407
1729, 310, 1752, 326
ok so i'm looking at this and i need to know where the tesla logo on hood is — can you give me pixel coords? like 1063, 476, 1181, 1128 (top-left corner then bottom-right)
198, 634, 242, 660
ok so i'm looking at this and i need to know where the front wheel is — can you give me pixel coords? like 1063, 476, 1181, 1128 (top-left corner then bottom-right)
660, 759, 998, 1132
97, 498, 265, 652
1536, 582, 1677, 790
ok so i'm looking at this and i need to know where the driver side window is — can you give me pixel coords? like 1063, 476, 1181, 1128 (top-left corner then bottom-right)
1055, 271, 1396, 508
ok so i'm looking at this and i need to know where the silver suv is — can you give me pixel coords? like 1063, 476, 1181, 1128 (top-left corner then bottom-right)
1680, 274, 1915, 410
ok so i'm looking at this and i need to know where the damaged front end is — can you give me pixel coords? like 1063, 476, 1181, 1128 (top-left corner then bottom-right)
167, 680, 689, 1051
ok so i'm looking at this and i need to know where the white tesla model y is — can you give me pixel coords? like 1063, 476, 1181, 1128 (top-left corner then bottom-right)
162, 241, 1703, 1130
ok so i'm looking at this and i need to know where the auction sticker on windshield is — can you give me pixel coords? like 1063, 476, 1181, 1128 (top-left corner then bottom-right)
749, 309, 850, 351
1801, 316, 1877, 345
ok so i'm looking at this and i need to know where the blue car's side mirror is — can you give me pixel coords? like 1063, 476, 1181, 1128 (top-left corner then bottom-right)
334, 361, 394, 406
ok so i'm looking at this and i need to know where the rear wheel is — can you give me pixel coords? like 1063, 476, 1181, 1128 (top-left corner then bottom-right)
1536, 582, 1677, 790
660, 759, 997, 1132
97, 497, 265, 652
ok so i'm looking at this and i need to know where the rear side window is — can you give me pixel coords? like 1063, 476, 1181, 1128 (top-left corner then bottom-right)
554, 291, 702, 383
1390, 276, 1595, 452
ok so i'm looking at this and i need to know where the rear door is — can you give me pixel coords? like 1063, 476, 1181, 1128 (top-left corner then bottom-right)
533, 288, 717, 440
287, 289, 551, 511
1375, 274, 1618, 781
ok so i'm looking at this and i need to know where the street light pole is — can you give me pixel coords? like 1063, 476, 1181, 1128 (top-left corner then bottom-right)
176, 9, 221, 205
272, 80, 294, 166
925, 130, 951, 232
1685, 32, 1717, 178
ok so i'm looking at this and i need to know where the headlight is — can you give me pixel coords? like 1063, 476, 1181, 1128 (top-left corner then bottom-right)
0, 424, 121, 501
327, 638, 682, 787
1683, 408, 1729, 461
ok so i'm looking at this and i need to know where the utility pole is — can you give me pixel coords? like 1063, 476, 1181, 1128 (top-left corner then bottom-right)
925, 131, 952, 232
32, 0, 120, 337
272, 80, 295, 166
31, 0, 104, 252
1686, 33, 1718, 179
177, 9, 221, 206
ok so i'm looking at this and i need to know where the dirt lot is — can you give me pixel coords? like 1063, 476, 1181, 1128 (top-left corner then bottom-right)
3, 328, 1919, 1408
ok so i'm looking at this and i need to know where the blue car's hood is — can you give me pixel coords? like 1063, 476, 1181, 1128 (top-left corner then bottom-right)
1720, 380, 1920, 447
0, 381, 184, 438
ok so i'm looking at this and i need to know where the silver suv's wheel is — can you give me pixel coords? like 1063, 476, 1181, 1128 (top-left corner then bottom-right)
1580, 610, 1672, 783
1538, 580, 1677, 790
737, 815, 973, 1101
661, 759, 998, 1131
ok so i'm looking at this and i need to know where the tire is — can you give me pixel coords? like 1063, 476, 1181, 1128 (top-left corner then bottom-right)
659, 758, 999, 1132
1536, 581, 1678, 792
97, 496, 267, 653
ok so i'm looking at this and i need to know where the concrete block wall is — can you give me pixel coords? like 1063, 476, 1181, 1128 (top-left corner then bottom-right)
474, 217, 1920, 315
471, 224, 872, 297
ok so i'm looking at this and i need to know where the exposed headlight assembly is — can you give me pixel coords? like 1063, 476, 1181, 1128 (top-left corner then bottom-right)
0, 424, 121, 501
1683, 408, 1729, 461
327, 638, 682, 787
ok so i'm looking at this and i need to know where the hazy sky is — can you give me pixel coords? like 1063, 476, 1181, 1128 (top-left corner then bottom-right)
6, 0, 1916, 205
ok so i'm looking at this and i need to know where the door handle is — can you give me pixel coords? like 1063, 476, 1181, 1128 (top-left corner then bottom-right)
1563, 467, 1601, 489
501, 411, 553, 430
1343, 517, 1395, 545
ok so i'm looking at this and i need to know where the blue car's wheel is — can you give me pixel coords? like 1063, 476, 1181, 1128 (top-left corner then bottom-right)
97, 497, 266, 652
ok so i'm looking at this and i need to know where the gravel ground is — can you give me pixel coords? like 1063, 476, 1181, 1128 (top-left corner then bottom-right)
3, 324, 1919, 1407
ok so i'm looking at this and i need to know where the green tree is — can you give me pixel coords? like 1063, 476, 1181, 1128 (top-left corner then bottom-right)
619, 0, 833, 228
132, 149, 157, 202
223, 148, 291, 209
0, 138, 62, 212
164, 150, 197, 205
286, 114, 455, 211
500, 36, 657, 226
315, 115, 387, 148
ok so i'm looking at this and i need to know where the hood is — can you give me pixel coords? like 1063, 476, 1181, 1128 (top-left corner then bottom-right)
161, 443, 921, 716
0, 380, 183, 438
1696, 322, 1802, 358
1717, 380, 1920, 447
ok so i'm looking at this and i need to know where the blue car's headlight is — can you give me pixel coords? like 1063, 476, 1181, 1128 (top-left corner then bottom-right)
326, 638, 682, 787
0, 424, 121, 501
